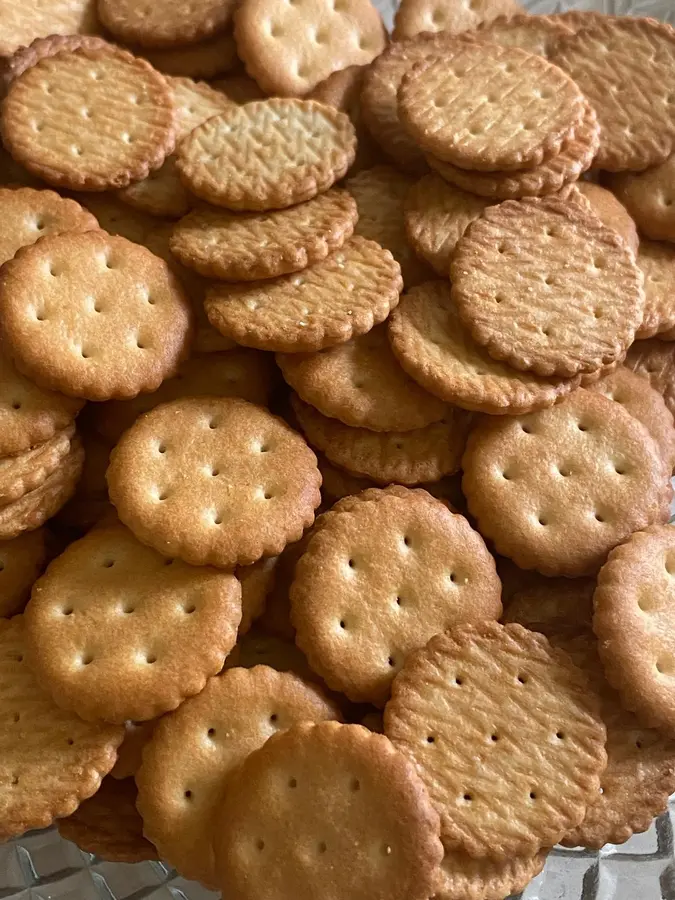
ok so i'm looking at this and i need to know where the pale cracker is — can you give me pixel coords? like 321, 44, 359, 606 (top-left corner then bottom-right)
392, 0, 522, 41
2, 34, 110, 90
626, 339, 675, 417
635, 240, 675, 339
205, 236, 402, 353
1, 47, 176, 190
97, 0, 236, 49
436, 849, 548, 900
0, 529, 47, 618
176, 99, 356, 211
574, 182, 639, 256
0, 424, 76, 505
399, 45, 585, 172
474, 13, 573, 58
0, 0, 99, 57
233, 0, 386, 96
170, 189, 358, 281
607, 156, 675, 243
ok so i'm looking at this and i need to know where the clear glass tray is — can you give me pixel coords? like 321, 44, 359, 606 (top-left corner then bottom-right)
4, 1, 675, 898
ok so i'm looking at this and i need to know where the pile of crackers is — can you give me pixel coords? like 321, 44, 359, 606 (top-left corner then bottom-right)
2, 1, 675, 899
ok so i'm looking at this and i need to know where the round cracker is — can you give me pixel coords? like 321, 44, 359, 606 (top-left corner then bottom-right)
2, 34, 110, 90
607, 156, 675, 243
462, 389, 672, 577
291, 488, 501, 704
318, 456, 375, 503
0, 616, 124, 842
553, 18, 675, 172
170, 189, 358, 281
107, 397, 322, 568
140, 30, 239, 79
626, 339, 675, 417
233, 0, 386, 96
635, 240, 675, 339
136, 665, 340, 886
176, 99, 356, 211
436, 849, 548, 900
211, 721, 443, 900
399, 44, 585, 173
0, 424, 76, 506
503, 576, 595, 639
1, 47, 176, 191
450, 195, 644, 378
224, 627, 315, 681
97, 0, 236, 49
574, 182, 639, 255
116, 157, 191, 219
277, 325, 447, 432
205, 236, 402, 353
0, 0, 99, 57
392, 0, 522, 41
0, 529, 48, 619
473, 12, 573, 58
388, 281, 579, 415
384, 621, 607, 858
291, 393, 470, 485
0, 231, 193, 401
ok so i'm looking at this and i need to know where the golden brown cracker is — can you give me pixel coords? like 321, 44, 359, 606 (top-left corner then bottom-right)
392, 0, 522, 41
635, 240, 675, 339
607, 156, 675, 243
626, 339, 675, 417
97, 0, 236, 49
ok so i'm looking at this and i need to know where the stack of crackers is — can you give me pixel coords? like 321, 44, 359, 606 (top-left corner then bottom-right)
1, 2, 675, 899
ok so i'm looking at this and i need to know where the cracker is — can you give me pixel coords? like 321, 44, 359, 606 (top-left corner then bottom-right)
59, 777, 158, 863
170, 189, 358, 281
1, 47, 176, 191
233, 0, 386, 96
205, 236, 402, 353
110, 720, 156, 781
594, 525, 675, 739
177, 99, 356, 211
574, 182, 639, 256
474, 12, 573, 58
0, 529, 47, 618
318, 456, 375, 503
392, 0, 521, 41
90, 349, 276, 444
98, 0, 235, 49
626, 339, 675, 417
388, 281, 579, 415
0, 231, 193, 401
140, 30, 240, 79
0, 0, 99, 57
436, 849, 548, 900
107, 397, 322, 568
291, 488, 501, 704
136, 665, 340, 886
503, 576, 595, 639
399, 44, 585, 173
461, 389, 672, 577
552, 632, 675, 849
25, 521, 242, 723
404, 174, 491, 276
211, 721, 443, 900
428, 103, 600, 200
588, 366, 675, 471
0, 186, 98, 267
0, 437, 84, 541
277, 325, 447, 432
2, 34, 110, 90
291, 393, 470, 484
0, 616, 124, 842
384, 621, 607, 858
0, 424, 76, 506
238, 557, 278, 635
0, 347, 82, 458
635, 240, 675, 339
224, 627, 316, 681
450, 195, 645, 378
607, 156, 675, 243
117, 156, 191, 219
212, 72, 266, 104
346, 166, 433, 287
553, 18, 675, 172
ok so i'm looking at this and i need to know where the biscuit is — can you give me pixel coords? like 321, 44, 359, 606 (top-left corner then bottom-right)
0, 616, 124, 842
0, 0, 99, 57
277, 325, 447, 432
107, 397, 322, 568
170, 189, 358, 281
384, 621, 607, 858
594, 525, 675, 739
177, 99, 356, 210
607, 156, 675, 243
503, 576, 595, 639
2, 34, 110, 90
90, 349, 277, 444
136, 665, 340, 886
0, 231, 193, 401
388, 281, 579, 415
291, 488, 501, 704
211, 721, 443, 900
1, 47, 176, 190
474, 12, 573, 58
0, 424, 76, 506
450, 196, 645, 378
392, 0, 522, 41
292, 393, 470, 485
317, 456, 375, 503
233, 0, 386, 96
436, 849, 548, 900
140, 30, 240, 79
404, 174, 491, 276
58, 777, 158, 863
462, 389, 672, 577
25, 521, 242, 723
428, 103, 599, 200
97, 0, 236, 49
224, 627, 316, 682
553, 18, 675, 171
212, 72, 267, 104
346, 166, 433, 287
205, 237, 402, 352
0, 529, 48, 618
574, 182, 639, 256
399, 44, 585, 173
635, 240, 675, 339
0, 186, 98, 267
626, 339, 675, 417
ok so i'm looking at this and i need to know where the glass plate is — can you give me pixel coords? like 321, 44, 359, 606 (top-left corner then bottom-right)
3, 1, 675, 898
